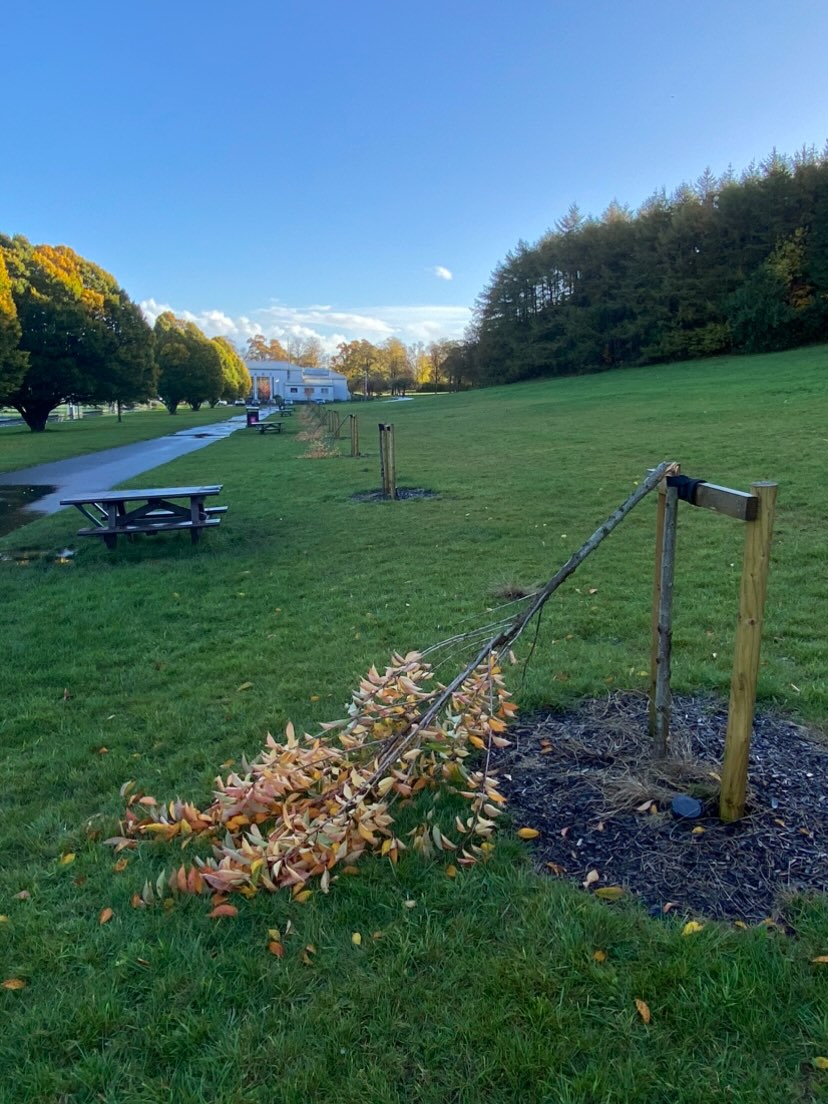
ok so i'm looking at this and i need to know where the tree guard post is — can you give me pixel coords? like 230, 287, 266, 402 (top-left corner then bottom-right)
720, 482, 778, 822
378, 423, 396, 498
349, 414, 360, 457
649, 472, 679, 757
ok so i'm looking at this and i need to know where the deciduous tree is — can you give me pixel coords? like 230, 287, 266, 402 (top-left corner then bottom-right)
0, 235, 156, 431
155, 312, 222, 414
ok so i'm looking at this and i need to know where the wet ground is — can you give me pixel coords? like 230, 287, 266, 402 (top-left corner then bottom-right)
0, 414, 248, 534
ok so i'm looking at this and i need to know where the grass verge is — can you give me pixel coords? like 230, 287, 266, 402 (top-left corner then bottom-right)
2, 348, 828, 1102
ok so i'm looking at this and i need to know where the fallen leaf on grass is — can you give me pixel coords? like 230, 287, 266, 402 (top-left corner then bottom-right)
2, 979, 26, 990
445, 865, 458, 879
682, 920, 705, 936
351, 932, 362, 946
113, 858, 129, 873
268, 941, 285, 958
208, 904, 238, 919
595, 886, 625, 901
301, 944, 316, 966
403, 899, 417, 909
14, 891, 30, 900
811, 956, 828, 964
814, 1057, 828, 1070
236, 682, 253, 692
98, 907, 114, 925
635, 999, 651, 1024
59, 853, 76, 866
592, 950, 607, 963
293, 890, 312, 904
517, 827, 540, 840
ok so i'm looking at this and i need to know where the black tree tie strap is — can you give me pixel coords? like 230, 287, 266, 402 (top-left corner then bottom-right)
666, 474, 707, 505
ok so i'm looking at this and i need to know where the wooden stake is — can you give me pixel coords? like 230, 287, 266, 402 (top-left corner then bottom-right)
720, 482, 778, 822
386, 423, 397, 499
649, 481, 667, 739
378, 424, 388, 495
349, 414, 360, 457
650, 483, 678, 757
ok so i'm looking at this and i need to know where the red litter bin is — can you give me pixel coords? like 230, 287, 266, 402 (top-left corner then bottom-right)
246, 409, 259, 426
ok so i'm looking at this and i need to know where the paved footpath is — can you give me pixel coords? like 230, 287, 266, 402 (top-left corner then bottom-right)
0, 414, 250, 515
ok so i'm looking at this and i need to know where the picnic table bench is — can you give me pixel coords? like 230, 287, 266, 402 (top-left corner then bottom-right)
250, 420, 283, 434
60, 485, 225, 549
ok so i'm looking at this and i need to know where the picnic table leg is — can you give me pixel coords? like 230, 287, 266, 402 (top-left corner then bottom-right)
104, 533, 117, 550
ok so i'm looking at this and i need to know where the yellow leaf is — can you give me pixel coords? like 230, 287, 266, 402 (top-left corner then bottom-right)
814, 1057, 828, 1070
351, 932, 362, 946
98, 907, 114, 925
592, 949, 607, 962
691, 826, 705, 836
0, 916, 8, 923
733, 920, 748, 930
236, 682, 253, 692
59, 853, 76, 865
293, 890, 312, 904
2, 978, 26, 990
517, 827, 540, 840
582, 869, 600, 888
635, 998, 651, 1024
682, 920, 705, 936
811, 956, 828, 964
446, 865, 458, 879
595, 886, 625, 901
469, 735, 486, 750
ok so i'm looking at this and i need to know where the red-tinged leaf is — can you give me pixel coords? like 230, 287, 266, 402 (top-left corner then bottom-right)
113, 858, 129, 873
268, 941, 285, 958
187, 867, 204, 895
137, 796, 158, 806
2, 978, 26, 990
635, 999, 651, 1024
130, 893, 143, 909
208, 904, 238, 919
99, 907, 114, 925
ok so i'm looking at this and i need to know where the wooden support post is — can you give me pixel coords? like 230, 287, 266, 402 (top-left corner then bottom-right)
378, 423, 387, 494
349, 414, 360, 457
720, 482, 778, 821
386, 423, 397, 499
649, 475, 679, 756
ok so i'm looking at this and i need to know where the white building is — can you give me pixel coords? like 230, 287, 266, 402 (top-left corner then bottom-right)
244, 360, 350, 404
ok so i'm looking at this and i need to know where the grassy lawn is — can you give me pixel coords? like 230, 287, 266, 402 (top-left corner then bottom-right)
2, 347, 828, 1102
0, 407, 234, 475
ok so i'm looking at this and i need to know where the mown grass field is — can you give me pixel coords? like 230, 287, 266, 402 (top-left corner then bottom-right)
2, 346, 828, 1103
0, 407, 233, 475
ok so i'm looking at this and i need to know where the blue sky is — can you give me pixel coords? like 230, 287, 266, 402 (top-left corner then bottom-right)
3, 1, 827, 354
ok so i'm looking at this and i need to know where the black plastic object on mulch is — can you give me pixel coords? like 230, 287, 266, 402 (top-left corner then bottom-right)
494, 692, 828, 924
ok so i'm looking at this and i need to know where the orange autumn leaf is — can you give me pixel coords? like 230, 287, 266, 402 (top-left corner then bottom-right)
98, 907, 114, 925
635, 998, 651, 1024
113, 858, 129, 873
592, 949, 607, 963
2, 978, 26, 990
268, 941, 285, 958
208, 904, 238, 919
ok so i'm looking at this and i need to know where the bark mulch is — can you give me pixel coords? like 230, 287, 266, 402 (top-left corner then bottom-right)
494, 692, 828, 924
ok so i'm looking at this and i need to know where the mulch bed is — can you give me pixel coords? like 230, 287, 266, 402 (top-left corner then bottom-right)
351, 487, 438, 502
494, 692, 828, 924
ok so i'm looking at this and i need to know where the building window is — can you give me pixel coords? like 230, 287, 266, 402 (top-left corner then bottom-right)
289, 387, 298, 393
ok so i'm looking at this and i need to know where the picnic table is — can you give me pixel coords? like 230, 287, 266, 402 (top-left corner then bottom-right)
60, 485, 226, 549
250, 420, 283, 434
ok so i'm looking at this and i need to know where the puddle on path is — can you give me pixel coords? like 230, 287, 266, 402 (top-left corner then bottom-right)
0, 484, 56, 537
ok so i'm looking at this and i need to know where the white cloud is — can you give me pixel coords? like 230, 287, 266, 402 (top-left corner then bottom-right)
140, 298, 472, 356
433, 265, 453, 281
